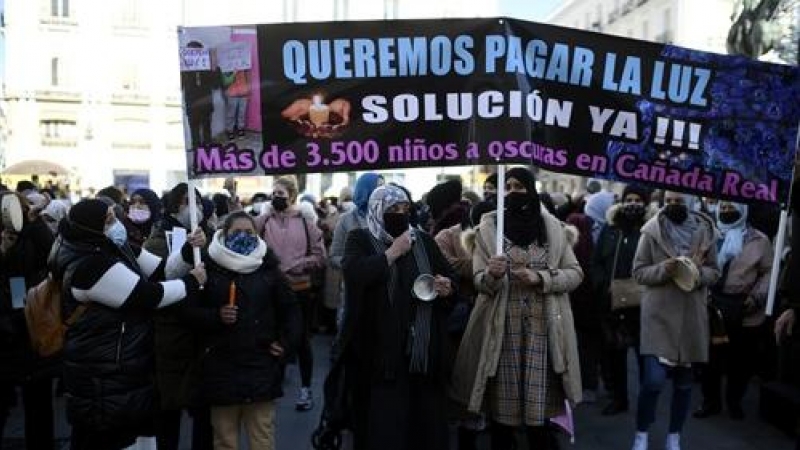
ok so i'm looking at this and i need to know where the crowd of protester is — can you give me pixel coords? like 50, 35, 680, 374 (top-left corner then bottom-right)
0, 169, 798, 450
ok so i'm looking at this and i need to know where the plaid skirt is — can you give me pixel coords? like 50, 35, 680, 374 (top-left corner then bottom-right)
486, 285, 566, 426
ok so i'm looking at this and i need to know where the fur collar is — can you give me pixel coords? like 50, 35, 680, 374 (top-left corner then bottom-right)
259, 200, 318, 223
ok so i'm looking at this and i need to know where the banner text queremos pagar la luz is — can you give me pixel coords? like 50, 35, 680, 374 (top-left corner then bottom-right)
178, 18, 800, 205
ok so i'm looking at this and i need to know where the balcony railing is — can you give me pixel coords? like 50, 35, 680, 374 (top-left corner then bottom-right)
41, 136, 78, 147
35, 89, 82, 103
111, 92, 151, 105
39, 16, 78, 27
112, 141, 151, 150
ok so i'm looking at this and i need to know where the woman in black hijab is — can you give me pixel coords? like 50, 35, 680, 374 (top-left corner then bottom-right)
126, 188, 163, 247
451, 167, 583, 450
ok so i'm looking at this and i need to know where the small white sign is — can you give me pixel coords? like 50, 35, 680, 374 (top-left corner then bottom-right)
216, 42, 252, 72
170, 227, 188, 256
180, 48, 211, 72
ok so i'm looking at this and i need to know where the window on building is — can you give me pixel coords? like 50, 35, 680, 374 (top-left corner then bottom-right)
334, 0, 349, 20
383, 0, 398, 19
114, 118, 150, 144
41, 120, 77, 139
591, 3, 603, 30
282, 0, 297, 21
51, 57, 59, 86
117, 0, 142, 27
51, 0, 69, 17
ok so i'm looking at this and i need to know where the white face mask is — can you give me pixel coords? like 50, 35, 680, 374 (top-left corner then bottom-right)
105, 220, 128, 247
177, 206, 203, 228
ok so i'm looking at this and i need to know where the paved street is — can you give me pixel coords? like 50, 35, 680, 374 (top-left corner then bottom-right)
2, 335, 796, 449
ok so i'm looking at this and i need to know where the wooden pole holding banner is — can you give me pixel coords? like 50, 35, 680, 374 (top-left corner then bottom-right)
766, 124, 799, 316
495, 164, 505, 256
186, 179, 202, 267
766, 210, 788, 316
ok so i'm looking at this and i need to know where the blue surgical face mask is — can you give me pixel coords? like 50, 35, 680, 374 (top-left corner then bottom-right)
105, 220, 128, 247
225, 230, 259, 255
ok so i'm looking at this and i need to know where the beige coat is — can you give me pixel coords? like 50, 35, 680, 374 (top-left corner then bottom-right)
633, 211, 720, 364
450, 209, 584, 413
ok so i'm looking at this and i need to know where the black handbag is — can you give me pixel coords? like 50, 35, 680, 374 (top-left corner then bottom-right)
708, 302, 729, 345
709, 261, 746, 328
710, 290, 746, 328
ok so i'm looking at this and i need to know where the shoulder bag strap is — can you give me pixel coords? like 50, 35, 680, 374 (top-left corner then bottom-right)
62, 256, 90, 325
300, 215, 311, 257
610, 232, 623, 280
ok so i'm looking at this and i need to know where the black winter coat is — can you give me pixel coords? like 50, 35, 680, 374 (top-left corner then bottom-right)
0, 217, 54, 382
189, 249, 301, 406
589, 217, 644, 345
144, 216, 213, 410
51, 235, 199, 435
341, 229, 456, 384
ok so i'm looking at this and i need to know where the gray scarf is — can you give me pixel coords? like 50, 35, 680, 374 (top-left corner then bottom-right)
661, 213, 700, 256
368, 231, 433, 374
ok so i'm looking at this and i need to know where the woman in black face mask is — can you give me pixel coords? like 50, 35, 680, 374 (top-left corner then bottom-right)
694, 201, 772, 421
255, 176, 326, 412
451, 167, 583, 450
630, 191, 720, 450
589, 185, 651, 416
340, 184, 456, 450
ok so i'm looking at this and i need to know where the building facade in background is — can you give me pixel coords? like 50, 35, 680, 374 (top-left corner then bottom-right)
537, 0, 736, 195
0, 0, 496, 199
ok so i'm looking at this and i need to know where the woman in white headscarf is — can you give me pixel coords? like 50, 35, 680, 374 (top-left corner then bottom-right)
41, 199, 70, 235
341, 184, 456, 450
694, 202, 772, 420
584, 191, 616, 244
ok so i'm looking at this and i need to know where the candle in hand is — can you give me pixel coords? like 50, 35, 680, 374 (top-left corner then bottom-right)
228, 281, 237, 307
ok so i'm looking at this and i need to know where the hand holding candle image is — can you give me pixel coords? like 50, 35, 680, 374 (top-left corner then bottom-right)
308, 94, 330, 126
280, 94, 351, 138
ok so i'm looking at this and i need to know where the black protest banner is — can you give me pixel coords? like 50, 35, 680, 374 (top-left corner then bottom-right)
179, 18, 800, 204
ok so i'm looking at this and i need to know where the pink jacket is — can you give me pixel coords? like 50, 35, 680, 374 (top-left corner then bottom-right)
255, 204, 326, 280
